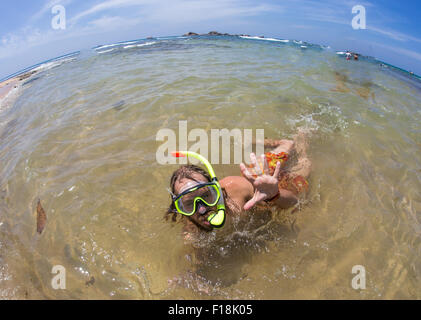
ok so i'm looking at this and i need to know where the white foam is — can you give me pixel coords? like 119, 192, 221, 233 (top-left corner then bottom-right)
240, 36, 289, 42
123, 41, 156, 49
97, 48, 117, 54
95, 44, 119, 50
287, 103, 349, 134
95, 40, 137, 51
33, 58, 75, 73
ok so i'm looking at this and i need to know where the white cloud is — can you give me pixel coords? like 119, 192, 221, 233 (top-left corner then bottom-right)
394, 48, 421, 62
0, 28, 56, 59
69, 0, 154, 25
285, 0, 421, 46
368, 26, 421, 43
87, 15, 140, 29
30, 0, 73, 22
142, 0, 279, 23
69, 0, 280, 26
374, 43, 421, 62
0, 0, 279, 61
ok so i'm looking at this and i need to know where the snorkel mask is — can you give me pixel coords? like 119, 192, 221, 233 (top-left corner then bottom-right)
171, 151, 226, 229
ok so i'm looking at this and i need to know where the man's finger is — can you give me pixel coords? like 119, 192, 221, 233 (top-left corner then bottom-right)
244, 192, 267, 210
273, 161, 281, 179
240, 163, 255, 183
250, 152, 257, 164
244, 198, 257, 211
249, 152, 261, 175
262, 154, 269, 175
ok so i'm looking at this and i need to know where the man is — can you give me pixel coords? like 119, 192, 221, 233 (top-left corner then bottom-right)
166, 131, 311, 242
345, 51, 352, 60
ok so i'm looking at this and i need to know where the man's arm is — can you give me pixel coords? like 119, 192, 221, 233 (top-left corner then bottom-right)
220, 175, 298, 211
220, 176, 254, 212
268, 188, 298, 209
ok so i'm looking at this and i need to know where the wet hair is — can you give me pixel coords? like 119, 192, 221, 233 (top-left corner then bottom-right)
165, 164, 211, 223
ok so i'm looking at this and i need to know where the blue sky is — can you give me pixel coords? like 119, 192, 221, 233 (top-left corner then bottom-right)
1, 0, 421, 79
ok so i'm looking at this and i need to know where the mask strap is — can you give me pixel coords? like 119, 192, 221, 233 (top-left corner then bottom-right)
166, 187, 176, 199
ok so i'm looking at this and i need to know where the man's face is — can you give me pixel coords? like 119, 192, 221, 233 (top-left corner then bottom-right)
174, 172, 216, 231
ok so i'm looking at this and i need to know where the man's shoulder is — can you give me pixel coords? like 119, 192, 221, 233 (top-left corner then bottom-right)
220, 175, 253, 211
220, 175, 253, 194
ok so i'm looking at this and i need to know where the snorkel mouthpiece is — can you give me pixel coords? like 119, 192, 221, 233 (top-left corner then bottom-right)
171, 151, 226, 228
207, 206, 225, 227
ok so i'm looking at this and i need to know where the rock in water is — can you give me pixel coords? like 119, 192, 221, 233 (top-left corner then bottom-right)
112, 100, 125, 111
207, 31, 223, 36
36, 199, 47, 234
183, 32, 199, 36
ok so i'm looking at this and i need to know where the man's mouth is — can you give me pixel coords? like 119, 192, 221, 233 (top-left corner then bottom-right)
199, 210, 214, 227
200, 214, 210, 223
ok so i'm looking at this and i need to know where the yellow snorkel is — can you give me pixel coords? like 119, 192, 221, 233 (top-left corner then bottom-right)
171, 151, 226, 228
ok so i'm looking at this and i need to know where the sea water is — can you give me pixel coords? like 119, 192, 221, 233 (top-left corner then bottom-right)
0, 35, 420, 299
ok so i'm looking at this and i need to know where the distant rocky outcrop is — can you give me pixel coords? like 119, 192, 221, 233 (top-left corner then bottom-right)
183, 32, 199, 36
207, 31, 230, 36
18, 70, 37, 81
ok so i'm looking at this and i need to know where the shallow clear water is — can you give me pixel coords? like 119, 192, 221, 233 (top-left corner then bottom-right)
1, 36, 421, 299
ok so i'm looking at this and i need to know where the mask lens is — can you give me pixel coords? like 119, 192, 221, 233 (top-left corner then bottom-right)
175, 184, 219, 215
177, 193, 196, 214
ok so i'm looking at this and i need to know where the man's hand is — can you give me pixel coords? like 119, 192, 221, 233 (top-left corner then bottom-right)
239, 153, 281, 211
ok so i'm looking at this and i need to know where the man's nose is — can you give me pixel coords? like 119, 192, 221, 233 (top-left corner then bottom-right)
197, 202, 207, 215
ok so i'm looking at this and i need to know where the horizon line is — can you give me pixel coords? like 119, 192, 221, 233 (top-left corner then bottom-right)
1, 33, 420, 83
